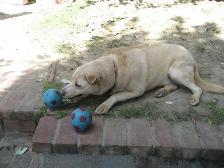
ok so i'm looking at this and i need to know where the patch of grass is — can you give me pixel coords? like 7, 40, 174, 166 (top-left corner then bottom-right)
85, 36, 105, 48
172, 16, 185, 24
196, 41, 207, 53
55, 111, 67, 119
36, 0, 87, 30
43, 81, 62, 92
163, 108, 199, 122
86, 0, 97, 5
188, 106, 198, 122
163, 111, 190, 122
114, 107, 146, 118
86, 37, 130, 50
60, 96, 99, 115
80, 0, 98, 8
102, 17, 126, 28
35, 106, 48, 119
27, 0, 36, 5
212, 27, 221, 34
171, 111, 184, 121
112, 102, 158, 118
55, 43, 77, 55
206, 100, 224, 124
107, 39, 130, 48
176, 0, 198, 5
205, 23, 221, 34
91, 36, 105, 41
35, 108, 67, 120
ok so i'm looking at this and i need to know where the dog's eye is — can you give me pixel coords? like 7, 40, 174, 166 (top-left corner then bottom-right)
75, 82, 82, 88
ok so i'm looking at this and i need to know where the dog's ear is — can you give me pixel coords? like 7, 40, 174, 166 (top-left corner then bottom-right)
86, 74, 97, 84
85, 72, 101, 85
69, 59, 86, 71
75, 59, 86, 66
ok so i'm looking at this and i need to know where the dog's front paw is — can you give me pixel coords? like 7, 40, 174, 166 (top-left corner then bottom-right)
190, 95, 200, 106
95, 103, 110, 115
154, 88, 166, 98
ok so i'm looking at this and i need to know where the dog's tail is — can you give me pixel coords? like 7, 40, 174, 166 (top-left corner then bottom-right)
194, 64, 224, 94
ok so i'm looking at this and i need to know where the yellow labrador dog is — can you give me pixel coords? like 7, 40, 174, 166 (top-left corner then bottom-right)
61, 43, 224, 114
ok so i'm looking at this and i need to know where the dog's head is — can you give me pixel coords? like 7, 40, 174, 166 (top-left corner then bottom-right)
61, 63, 101, 99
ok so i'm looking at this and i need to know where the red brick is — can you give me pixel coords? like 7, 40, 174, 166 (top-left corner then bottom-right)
15, 91, 42, 113
4, 119, 36, 133
32, 116, 57, 153
0, 119, 5, 140
154, 120, 175, 147
0, 78, 42, 120
103, 118, 128, 154
18, 79, 38, 87
172, 121, 202, 159
196, 122, 224, 160
219, 124, 224, 145
0, 79, 17, 93
128, 118, 152, 155
0, 91, 10, 119
0, 119, 4, 131
17, 82, 41, 93
0, 89, 41, 121
154, 120, 177, 158
0, 90, 10, 99
53, 116, 77, 153
79, 117, 103, 154
0, 91, 27, 113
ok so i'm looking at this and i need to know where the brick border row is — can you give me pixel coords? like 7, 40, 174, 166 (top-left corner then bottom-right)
0, 79, 42, 133
32, 116, 224, 160
1, 119, 36, 133
0, 79, 42, 121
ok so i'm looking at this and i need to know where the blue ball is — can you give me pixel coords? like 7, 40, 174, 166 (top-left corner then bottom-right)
71, 108, 92, 132
43, 89, 62, 109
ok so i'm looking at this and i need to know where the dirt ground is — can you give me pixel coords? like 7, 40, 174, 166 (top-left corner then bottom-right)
35, 0, 224, 124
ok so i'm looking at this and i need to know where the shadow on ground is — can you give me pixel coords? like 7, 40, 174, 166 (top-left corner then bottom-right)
0, 12, 32, 20
56, 29, 148, 61
0, 0, 222, 125
161, 16, 224, 63
55, 14, 224, 124
0, 56, 50, 121
54, 29, 150, 115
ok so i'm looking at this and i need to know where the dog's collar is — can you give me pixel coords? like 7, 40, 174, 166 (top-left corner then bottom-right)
113, 60, 117, 80
110, 60, 117, 91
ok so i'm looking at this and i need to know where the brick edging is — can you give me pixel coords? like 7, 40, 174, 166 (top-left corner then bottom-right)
32, 116, 224, 160
0, 119, 36, 133
0, 79, 42, 122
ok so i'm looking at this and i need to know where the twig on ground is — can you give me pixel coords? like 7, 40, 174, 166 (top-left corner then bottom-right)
48, 61, 58, 83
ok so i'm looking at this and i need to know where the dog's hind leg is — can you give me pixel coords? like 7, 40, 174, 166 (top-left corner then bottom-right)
154, 84, 178, 98
168, 62, 202, 106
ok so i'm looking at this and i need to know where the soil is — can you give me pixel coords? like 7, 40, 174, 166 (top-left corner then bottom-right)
36, 0, 224, 123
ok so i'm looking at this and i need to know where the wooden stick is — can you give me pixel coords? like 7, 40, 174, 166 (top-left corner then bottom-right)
48, 61, 57, 83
